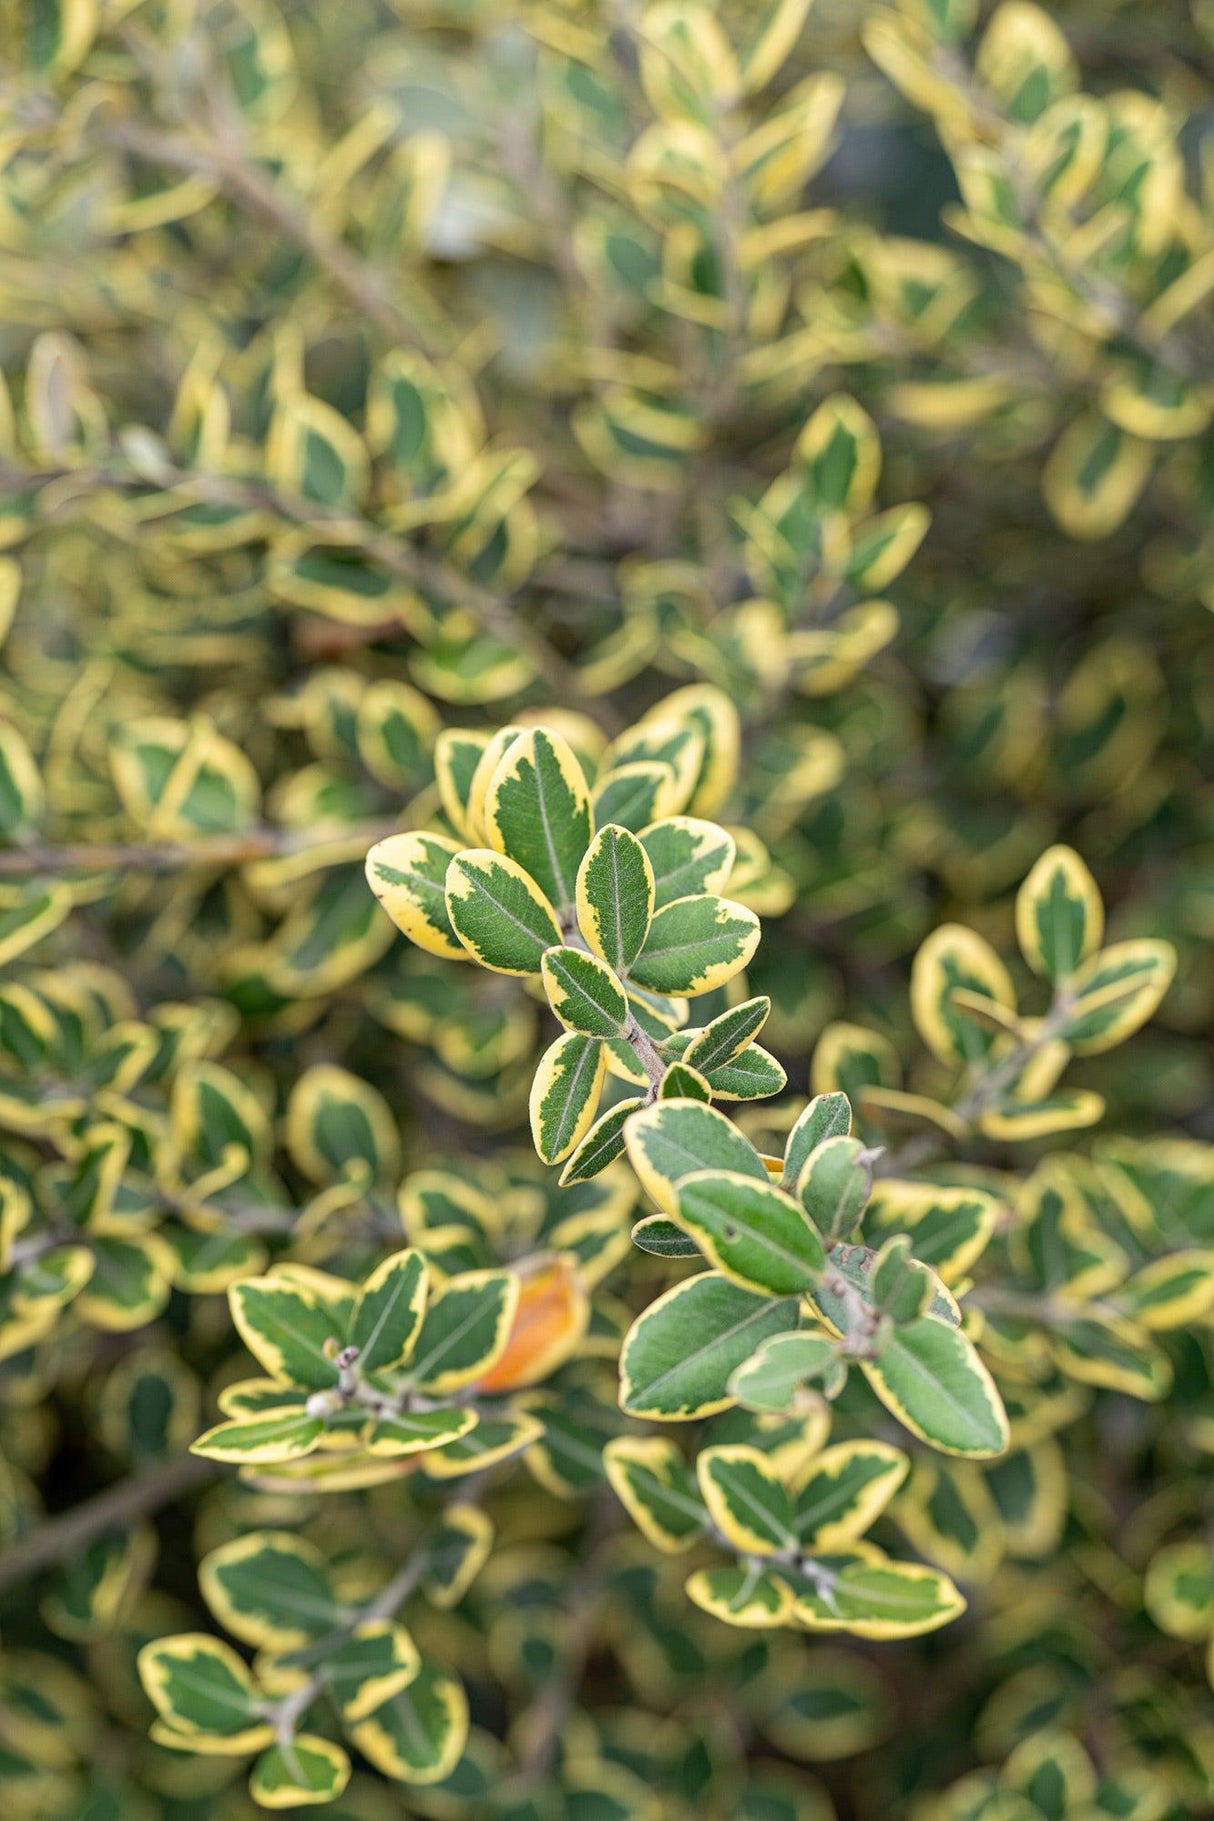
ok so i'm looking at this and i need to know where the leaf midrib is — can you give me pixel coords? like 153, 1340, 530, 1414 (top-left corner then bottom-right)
628, 1287, 797, 1408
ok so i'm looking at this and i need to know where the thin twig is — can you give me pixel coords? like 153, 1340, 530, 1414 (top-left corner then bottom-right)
0, 1455, 218, 1594
0, 455, 609, 720
0, 816, 402, 879
879, 992, 1075, 1177
102, 117, 439, 357
933, 47, 1210, 385
84, 96, 617, 716
267, 1553, 428, 1744
515, 1502, 618, 1780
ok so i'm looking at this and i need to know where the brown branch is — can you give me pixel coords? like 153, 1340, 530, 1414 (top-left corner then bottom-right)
877, 991, 1077, 1178
102, 116, 440, 357
0, 1455, 218, 1594
93, 114, 618, 712
932, 48, 1210, 385
87, 101, 613, 712
0, 816, 402, 879
514, 1503, 618, 1780
267, 1553, 428, 1744
1, 454, 612, 721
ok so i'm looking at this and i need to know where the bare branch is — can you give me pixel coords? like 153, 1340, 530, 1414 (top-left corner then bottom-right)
0, 817, 402, 879
0, 1456, 218, 1595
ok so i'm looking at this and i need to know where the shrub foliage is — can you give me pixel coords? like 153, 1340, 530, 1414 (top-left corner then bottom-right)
1, 1, 1214, 1818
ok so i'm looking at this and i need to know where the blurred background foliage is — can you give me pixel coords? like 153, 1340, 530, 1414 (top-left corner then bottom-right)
2, 0, 1214, 1816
